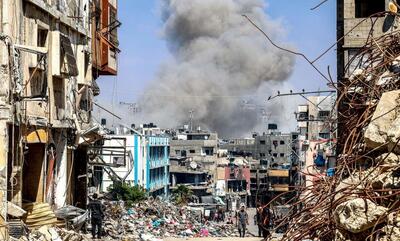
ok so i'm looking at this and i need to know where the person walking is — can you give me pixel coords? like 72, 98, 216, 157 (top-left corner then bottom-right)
255, 203, 263, 237
236, 204, 249, 238
88, 193, 104, 239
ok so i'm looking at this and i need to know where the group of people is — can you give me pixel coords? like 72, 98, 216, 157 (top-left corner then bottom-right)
234, 203, 274, 238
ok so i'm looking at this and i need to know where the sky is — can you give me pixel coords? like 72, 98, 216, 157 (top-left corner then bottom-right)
95, 0, 337, 130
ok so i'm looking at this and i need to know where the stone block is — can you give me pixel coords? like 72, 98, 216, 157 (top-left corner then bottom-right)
365, 90, 400, 153
334, 198, 387, 233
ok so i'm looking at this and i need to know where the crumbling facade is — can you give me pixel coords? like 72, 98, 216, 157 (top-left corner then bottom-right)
0, 0, 119, 238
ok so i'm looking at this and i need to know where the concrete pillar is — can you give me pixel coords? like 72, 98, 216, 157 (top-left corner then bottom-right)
55, 137, 67, 208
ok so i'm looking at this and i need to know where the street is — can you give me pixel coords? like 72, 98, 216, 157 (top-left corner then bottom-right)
165, 238, 263, 241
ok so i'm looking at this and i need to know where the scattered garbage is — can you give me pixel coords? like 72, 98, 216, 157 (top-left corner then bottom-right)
13, 197, 239, 241
100, 198, 239, 240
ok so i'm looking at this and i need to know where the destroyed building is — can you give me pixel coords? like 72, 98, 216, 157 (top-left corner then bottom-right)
0, 0, 119, 238
280, 1, 400, 240
169, 129, 219, 196
214, 156, 251, 210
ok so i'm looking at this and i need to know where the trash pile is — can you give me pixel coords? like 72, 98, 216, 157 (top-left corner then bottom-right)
101, 199, 239, 240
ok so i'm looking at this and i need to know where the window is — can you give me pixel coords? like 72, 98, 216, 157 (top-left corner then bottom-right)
319, 132, 330, 140
273, 140, 278, 149
318, 111, 330, 119
273, 153, 278, 157
109, 6, 119, 46
260, 140, 266, 145
259, 153, 266, 157
113, 156, 125, 166
29, 69, 47, 97
280, 141, 285, 145
297, 112, 308, 121
175, 150, 180, 155
355, 0, 385, 18
203, 147, 214, 156
60, 35, 78, 77
37, 28, 48, 47
190, 150, 195, 154
280, 153, 285, 157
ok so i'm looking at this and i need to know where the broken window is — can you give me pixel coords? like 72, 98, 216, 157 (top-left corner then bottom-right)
355, 0, 385, 18
280, 140, 285, 145
78, 84, 93, 112
29, 68, 47, 97
60, 35, 79, 77
113, 156, 125, 166
259, 153, 265, 157
259, 140, 266, 145
273, 140, 278, 149
273, 153, 278, 157
189, 150, 195, 154
280, 153, 285, 157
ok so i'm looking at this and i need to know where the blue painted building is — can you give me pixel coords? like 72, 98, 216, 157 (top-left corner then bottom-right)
147, 136, 170, 197
101, 130, 170, 198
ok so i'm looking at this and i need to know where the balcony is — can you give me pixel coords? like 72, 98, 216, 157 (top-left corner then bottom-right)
91, 0, 121, 77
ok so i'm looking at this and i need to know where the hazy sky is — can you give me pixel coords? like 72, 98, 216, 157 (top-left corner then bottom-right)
95, 0, 336, 130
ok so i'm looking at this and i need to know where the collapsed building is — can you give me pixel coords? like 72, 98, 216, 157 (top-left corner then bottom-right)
0, 0, 119, 238
280, 1, 400, 240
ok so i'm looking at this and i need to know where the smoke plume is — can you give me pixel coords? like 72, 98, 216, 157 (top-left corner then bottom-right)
138, 0, 295, 137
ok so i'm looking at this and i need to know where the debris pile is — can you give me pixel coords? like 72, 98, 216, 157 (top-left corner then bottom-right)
277, 12, 400, 241
101, 199, 238, 240
11, 226, 90, 241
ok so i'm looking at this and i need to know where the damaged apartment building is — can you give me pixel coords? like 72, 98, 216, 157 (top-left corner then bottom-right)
98, 124, 170, 198
169, 128, 219, 197
0, 0, 119, 237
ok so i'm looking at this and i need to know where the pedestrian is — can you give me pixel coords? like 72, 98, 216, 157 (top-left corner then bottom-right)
236, 204, 249, 238
88, 193, 104, 239
255, 203, 263, 237
261, 206, 272, 239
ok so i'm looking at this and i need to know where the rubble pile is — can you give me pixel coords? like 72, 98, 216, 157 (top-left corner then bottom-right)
278, 14, 400, 241
101, 199, 238, 240
11, 226, 90, 241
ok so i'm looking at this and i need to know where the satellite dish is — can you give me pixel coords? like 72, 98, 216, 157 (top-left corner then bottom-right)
190, 161, 198, 169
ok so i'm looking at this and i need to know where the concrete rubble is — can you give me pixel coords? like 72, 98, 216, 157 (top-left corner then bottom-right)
100, 199, 238, 240
332, 89, 400, 240
14, 198, 239, 241
334, 198, 387, 233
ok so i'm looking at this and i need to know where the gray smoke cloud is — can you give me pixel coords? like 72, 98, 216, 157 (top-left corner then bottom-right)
138, 0, 295, 137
